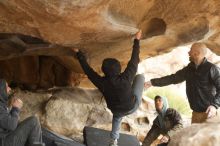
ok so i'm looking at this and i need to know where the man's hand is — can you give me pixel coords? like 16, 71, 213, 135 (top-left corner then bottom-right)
206, 105, 217, 118
72, 48, 79, 53
135, 30, 142, 40
12, 98, 23, 109
160, 135, 169, 143
144, 81, 152, 88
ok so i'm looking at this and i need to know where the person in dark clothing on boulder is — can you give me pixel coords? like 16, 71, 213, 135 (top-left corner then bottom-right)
142, 95, 183, 146
0, 79, 43, 146
144, 43, 220, 123
73, 30, 145, 146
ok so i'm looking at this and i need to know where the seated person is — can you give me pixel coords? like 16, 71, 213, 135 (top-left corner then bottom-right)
142, 95, 183, 146
0, 79, 44, 146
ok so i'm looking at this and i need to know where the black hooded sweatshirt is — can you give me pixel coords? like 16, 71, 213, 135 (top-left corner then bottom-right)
76, 39, 140, 114
0, 79, 20, 137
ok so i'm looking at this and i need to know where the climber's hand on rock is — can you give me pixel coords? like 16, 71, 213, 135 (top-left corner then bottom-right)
72, 48, 79, 53
160, 135, 169, 143
135, 30, 142, 40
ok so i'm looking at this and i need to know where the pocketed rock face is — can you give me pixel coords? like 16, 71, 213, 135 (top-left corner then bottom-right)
16, 88, 154, 141
1, 0, 220, 88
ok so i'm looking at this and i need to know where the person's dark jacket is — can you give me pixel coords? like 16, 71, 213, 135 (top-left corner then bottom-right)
142, 108, 183, 146
151, 58, 220, 112
76, 39, 140, 114
0, 79, 20, 138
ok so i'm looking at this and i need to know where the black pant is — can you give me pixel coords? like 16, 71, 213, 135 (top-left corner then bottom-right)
158, 143, 168, 146
4, 116, 41, 146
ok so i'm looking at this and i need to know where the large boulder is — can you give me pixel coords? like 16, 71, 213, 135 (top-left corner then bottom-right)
43, 88, 108, 139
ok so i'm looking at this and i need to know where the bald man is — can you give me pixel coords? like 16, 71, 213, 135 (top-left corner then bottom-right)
144, 43, 220, 123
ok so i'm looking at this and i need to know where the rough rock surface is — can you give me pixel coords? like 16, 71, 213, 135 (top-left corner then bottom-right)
1, 0, 220, 87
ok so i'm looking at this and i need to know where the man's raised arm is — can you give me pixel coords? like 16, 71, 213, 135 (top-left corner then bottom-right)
73, 48, 103, 90
121, 30, 142, 82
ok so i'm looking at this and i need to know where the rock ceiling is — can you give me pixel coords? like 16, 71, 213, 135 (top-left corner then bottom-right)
0, 0, 220, 88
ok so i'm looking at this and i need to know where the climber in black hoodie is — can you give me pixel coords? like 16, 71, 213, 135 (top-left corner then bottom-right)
73, 30, 145, 146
